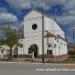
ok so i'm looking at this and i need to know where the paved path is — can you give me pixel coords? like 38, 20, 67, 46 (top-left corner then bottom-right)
0, 63, 75, 75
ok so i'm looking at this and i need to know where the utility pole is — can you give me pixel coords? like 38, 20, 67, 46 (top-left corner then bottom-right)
42, 8, 45, 63
73, 27, 75, 44
46, 31, 49, 51
33, 0, 45, 63
46, 31, 49, 61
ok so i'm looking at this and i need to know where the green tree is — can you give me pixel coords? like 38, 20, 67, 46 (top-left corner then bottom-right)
2, 26, 19, 47
29, 44, 38, 60
18, 25, 24, 39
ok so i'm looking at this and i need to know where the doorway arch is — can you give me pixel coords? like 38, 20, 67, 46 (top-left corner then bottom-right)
28, 44, 38, 58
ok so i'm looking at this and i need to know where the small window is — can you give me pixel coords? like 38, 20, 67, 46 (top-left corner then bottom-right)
28, 47, 32, 54
47, 50, 52, 55
48, 44, 52, 47
48, 43, 52, 47
48, 44, 51, 47
32, 24, 37, 30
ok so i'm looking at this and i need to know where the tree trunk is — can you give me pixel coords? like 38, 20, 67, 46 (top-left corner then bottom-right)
32, 51, 34, 60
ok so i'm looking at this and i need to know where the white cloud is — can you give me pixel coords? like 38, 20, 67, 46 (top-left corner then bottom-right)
6, 0, 32, 9
64, 0, 75, 11
56, 15, 75, 24
69, 10, 75, 15
40, 0, 66, 6
0, 12, 18, 24
5, 0, 75, 11
50, 0, 75, 25
5, 0, 75, 26
5, 0, 67, 9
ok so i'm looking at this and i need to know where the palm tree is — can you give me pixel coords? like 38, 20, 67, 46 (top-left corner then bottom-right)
29, 44, 38, 60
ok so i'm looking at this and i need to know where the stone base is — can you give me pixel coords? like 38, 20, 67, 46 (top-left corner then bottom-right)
17, 54, 68, 61
38, 54, 68, 62
54, 54, 68, 62
17, 54, 32, 58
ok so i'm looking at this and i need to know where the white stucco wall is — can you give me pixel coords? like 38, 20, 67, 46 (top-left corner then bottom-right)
45, 16, 65, 38
20, 9, 68, 56
24, 11, 42, 55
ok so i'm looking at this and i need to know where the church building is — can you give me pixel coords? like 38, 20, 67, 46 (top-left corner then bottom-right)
18, 9, 67, 58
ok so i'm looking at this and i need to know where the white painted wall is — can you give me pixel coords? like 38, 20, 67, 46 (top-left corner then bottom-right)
44, 15, 67, 56
19, 9, 68, 56
45, 16, 65, 38
24, 11, 42, 55
18, 47, 24, 55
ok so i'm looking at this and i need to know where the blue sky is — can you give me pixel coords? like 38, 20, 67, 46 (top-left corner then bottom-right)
0, 0, 75, 44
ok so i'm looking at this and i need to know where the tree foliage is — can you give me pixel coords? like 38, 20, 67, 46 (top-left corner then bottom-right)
0, 26, 19, 47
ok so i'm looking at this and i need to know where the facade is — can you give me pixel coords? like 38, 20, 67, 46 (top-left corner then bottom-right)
18, 9, 67, 58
